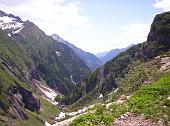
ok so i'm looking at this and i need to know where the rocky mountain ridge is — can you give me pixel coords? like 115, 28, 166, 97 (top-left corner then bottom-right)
0, 10, 23, 35
0, 10, 91, 95
0, 10, 91, 125
51, 34, 103, 71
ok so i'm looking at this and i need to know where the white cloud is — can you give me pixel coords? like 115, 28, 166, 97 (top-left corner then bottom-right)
153, 0, 170, 11
77, 23, 151, 54
122, 23, 150, 45
87, 23, 151, 54
0, 0, 93, 35
0, 0, 32, 6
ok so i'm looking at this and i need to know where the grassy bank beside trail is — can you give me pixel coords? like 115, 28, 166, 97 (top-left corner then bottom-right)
70, 72, 170, 126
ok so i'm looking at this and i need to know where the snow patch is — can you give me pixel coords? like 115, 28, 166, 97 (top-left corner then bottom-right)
0, 16, 13, 23
114, 88, 119, 93
88, 105, 95, 109
55, 112, 66, 120
98, 94, 103, 98
40, 85, 57, 101
45, 122, 52, 126
8, 33, 11, 37
70, 75, 77, 85
0, 16, 23, 34
56, 51, 61, 56
55, 105, 95, 121
13, 25, 23, 34
33, 80, 58, 105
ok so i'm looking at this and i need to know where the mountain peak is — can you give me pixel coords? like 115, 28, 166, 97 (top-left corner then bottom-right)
0, 10, 23, 23
0, 10, 6, 17
0, 10, 23, 35
51, 34, 64, 42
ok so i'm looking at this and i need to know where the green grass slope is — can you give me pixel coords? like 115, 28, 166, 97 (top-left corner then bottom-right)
70, 72, 170, 126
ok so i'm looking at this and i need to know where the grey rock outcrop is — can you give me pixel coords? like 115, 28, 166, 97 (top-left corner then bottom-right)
7, 85, 40, 120
10, 85, 40, 112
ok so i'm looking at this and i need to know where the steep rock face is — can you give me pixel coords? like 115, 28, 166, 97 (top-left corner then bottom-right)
141, 11, 170, 59
82, 67, 117, 94
3, 84, 40, 120
10, 85, 40, 112
0, 28, 40, 122
51, 34, 103, 71
147, 11, 170, 47
0, 28, 30, 115
0, 18, 38, 121
8, 94, 29, 120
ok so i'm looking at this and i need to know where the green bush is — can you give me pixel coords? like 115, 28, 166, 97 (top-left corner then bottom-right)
164, 99, 170, 107
70, 114, 99, 126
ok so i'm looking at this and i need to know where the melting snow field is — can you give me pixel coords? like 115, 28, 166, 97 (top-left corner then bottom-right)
55, 104, 95, 121
45, 104, 95, 126
33, 79, 59, 105
39, 85, 58, 105
0, 16, 23, 34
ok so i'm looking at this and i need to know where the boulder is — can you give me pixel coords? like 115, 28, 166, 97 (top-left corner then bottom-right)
0, 115, 10, 122
10, 85, 40, 112
119, 95, 127, 100
8, 94, 28, 120
18, 86, 40, 112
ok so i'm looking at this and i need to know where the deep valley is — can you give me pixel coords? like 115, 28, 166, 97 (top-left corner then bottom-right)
0, 6, 170, 126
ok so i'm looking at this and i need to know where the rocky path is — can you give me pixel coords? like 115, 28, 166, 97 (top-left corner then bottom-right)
52, 112, 165, 126
47, 94, 169, 126
113, 112, 164, 126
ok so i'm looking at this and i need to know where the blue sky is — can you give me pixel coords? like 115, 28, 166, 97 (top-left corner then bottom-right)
0, 0, 170, 54
71, 0, 162, 53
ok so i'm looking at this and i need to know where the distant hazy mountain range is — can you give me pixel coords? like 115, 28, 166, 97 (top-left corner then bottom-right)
96, 44, 134, 63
